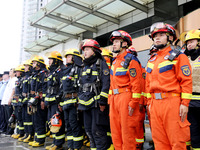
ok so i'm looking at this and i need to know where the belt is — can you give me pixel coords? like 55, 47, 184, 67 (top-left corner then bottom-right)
152, 92, 180, 100
109, 88, 131, 95
65, 93, 78, 98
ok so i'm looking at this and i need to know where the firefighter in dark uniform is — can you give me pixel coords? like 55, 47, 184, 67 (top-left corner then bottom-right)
60, 48, 83, 150
20, 59, 34, 143
12, 65, 25, 139
45, 51, 65, 150
78, 39, 110, 150
184, 29, 200, 149
28, 56, 48, 147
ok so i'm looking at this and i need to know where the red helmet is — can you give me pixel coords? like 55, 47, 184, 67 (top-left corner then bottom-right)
127, 46, 137, 56
150, 22, 177, 41
110, 30, 132, 46
81, 39, 101, 53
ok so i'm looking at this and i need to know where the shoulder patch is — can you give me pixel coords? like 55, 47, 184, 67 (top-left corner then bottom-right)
129, 68, 137, 77
181, 65, 191, 76
103, 69, 109, 75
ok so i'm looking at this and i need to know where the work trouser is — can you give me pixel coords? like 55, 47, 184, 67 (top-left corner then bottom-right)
22, 104, 34, 135
109, 92, 139, 150
188, 107, 200, 148
4, 105, 14, 134
0, 102, 7, 132
135, 107, 145, 145
48, 103, 65, 146
33, 102, 47, 143
64, 106, 83, 149
83, 106, 110, 150
150, 96, 190, 150
14, 105, 24, 135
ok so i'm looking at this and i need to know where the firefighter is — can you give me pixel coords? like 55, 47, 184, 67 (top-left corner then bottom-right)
101, 48, 113, 69
184, 29, 200, 149
59, 48, 83, 150
127, 46, 146, 149
146, 22, 192, 149
20, 59, 34, 143
12, 65, 25, 139
45, 51, 65, 150
28, 56, 48, 147
108, 30, 142, 150
78, 39, 110, 150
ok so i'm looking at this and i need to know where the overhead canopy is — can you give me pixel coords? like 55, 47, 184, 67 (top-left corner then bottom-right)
25, 0, 154, 52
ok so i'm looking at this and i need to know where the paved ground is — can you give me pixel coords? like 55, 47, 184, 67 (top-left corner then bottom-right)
0, 125, 153, 150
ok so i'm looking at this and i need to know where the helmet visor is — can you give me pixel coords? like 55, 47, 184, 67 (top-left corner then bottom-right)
150, 22, 167, 33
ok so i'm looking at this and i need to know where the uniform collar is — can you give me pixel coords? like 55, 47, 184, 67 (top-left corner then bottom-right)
157, 46, 171, 55
116, 50, 127, 59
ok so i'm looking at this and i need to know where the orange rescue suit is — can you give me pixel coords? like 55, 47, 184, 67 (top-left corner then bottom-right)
146, 46, 192, 150
108, 51, 142, 150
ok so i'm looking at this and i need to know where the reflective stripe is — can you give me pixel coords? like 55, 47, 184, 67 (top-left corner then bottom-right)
62, 76, 74, 81
42, 94, 46, 97
181, 93, 192, 99
192, 95, 200, 100
147, 62, 154, 69
52, 134, 55, 138
158, 60, 177, 68
116, 67, 128, 72
82, 71, 98, 76
37, 134, 46, 138
17, 125, 19, 129
67, 136, 73, 140
193, 62, 200, 67
186, 141, 191, 146
143, 92, 147, 97
147, 93, 152, 98
18, 98, 22, 102
136, 138, 144, 143
132, 93, 141, 98
55, 134, 65, 140
91, 148, 97, 150
107, 132, 111, 137
22, 98, 28, 103
74, 74, 78, 78
109, 90, 112, 95
100, 92, 108, 98
60, 98, 77, 106
35, 133, 37, 136
12, 100, 18, 103
193, 148, 200, 150
23, 122, 33, 125
73, 136, 83, 141
78, 95, 100, 106
19, 126, 24, 130
45, 97, 56, 101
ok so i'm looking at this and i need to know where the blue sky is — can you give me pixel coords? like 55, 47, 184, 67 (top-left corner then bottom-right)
0, 0, 23, 74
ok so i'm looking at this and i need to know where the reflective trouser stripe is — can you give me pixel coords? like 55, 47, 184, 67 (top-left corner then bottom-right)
55, 134, 65, 140
24, 122, 33, 125
136, 138, 144, 143
193, 148, 200, 150
19, 127, 24, 130
37, 134, 46, 138
67, 136, 73, 140
73, 136, 83, 141
91, 148, 97, 150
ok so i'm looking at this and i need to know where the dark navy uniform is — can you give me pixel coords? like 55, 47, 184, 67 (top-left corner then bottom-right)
22, 71, 34, 137
60, 63, 83, 149
30, 69, 48, 144
13, 76, 24, 136
78, 58, 110, 150
45, 65, 65, 147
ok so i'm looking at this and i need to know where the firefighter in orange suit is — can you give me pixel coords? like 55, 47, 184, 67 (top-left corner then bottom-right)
108, 30, 142, 150
146, 22, 192, 150
127, 46, 145, 149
